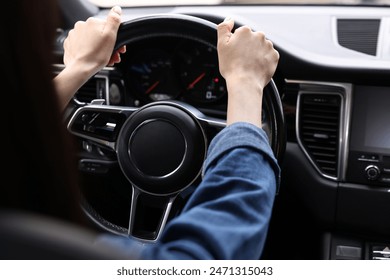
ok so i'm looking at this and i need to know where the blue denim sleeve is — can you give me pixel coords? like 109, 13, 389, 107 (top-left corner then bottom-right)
139, 122, 280, 259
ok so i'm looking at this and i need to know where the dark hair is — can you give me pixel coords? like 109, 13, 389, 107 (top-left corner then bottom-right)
0, 1, 85, 224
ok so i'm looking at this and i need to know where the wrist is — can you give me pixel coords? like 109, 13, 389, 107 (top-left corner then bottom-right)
225, 75, 264, 128
54, 61, 99, 110
64, 60, 99, 82
224, 72, 265, 92
227, 97, 263, 127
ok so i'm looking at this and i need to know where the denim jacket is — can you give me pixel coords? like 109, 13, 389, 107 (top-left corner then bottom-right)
97, 122, 280, 260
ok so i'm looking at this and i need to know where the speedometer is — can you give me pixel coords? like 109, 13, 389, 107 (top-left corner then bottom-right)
127, 49, 180, 102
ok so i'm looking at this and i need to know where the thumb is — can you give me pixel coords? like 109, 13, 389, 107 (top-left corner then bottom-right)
105, 6, 122, 33
217, 17, 234, 43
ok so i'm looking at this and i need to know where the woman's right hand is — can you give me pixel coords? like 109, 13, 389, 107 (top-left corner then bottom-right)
217, 18, 279, 127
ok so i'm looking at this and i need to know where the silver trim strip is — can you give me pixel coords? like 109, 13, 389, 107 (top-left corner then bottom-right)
373, 250, 390, 255
169, 101, 227, 129
288, 79, 353, 181
127, 186, 176, 243
67, 104, 138, 151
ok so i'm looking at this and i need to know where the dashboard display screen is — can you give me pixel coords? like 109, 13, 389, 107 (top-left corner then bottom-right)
350, 86, 390, 153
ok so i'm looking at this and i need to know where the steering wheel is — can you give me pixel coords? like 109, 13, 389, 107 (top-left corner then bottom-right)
67, 14, 285, 242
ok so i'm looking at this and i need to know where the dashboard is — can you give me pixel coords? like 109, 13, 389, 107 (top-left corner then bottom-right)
56, 4, 390, 260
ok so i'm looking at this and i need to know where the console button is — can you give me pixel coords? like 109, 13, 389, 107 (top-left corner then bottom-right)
365, 165, 380, 180
379, 176, 390, 184
383, 168, 390, 174
358, 154, 379, 162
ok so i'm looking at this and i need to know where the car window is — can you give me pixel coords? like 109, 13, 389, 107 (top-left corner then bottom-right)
87, 0, 390, 8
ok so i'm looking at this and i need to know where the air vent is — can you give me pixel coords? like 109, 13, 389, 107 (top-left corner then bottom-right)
298, 94, 341, 178
75, 77, 106, 103
337, 19, 380, 56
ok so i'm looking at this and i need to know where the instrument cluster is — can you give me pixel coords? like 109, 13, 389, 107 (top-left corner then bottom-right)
119, 37, 228, 111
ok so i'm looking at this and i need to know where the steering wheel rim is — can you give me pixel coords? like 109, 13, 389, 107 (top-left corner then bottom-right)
67, 14, 285, 242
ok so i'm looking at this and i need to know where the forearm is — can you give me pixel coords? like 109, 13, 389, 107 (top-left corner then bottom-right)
226, 75, 263, 128
53, 63, 96, 110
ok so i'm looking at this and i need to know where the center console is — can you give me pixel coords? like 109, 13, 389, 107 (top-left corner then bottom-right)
346, 85, 390, 186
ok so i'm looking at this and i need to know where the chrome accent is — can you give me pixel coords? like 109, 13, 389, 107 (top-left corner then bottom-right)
358, 158, 379, 163
365, 165, 380, 180
166, 100, 227, 129
67, 104, 138, 151
71, 98, 86, 107
288, 79, 353, 181
373, 250, 390, 255
90, 99, 106, 105
127, 186, 176, 243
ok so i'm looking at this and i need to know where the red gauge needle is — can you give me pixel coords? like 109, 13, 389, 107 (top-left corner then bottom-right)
187, 72, 206, 90
145, 81, 160, 94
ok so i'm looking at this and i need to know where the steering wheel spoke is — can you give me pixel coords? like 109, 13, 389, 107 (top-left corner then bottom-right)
68, 105, 137, 150
128, 186, 176, 240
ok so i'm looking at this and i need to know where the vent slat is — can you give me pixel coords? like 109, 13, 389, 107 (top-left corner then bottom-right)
316, 159, 337, 165
311, 152, 337, 158
302, 132, 337, 138
304, 140, 337, 146
321, 167, 337, 172
306, 145, 337, 151
302, 126, 338, 132
303, 114, 339, 120
299, 93, 341, 177
303, 118, 338, 124
303, 109, 338, 114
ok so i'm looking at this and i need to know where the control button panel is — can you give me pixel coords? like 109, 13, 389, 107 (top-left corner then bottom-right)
358, 154, 379, 162
371, 245, 390, 260
347, 151, 390, 187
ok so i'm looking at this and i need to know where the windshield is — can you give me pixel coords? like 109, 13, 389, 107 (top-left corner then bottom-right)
88, 0, 390, 8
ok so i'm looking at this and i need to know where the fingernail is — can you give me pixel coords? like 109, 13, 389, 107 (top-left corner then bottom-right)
224, 17, 232, 22
112, 6, 122, 15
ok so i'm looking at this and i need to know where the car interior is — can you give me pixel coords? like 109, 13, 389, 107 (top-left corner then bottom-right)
7, 0, 390, 260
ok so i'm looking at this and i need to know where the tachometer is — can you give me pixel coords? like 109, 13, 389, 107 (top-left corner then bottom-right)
179, 44, 227, 104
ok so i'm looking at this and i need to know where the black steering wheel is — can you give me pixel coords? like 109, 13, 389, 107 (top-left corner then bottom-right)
67, 14, 285, 242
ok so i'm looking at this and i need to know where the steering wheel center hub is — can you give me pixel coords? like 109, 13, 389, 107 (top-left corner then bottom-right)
129, 119, 186, 177
116, 102, 206, 195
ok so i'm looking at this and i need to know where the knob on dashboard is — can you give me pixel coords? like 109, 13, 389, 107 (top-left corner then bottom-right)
365, 165, 380, 180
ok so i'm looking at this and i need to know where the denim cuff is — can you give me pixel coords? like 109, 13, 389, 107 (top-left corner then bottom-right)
203, 122, 281, 191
